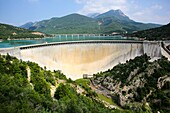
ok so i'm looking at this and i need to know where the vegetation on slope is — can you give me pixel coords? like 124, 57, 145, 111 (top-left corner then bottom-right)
126, 23, 170, 40
0, 23, 48, 40
1, 53, 169, 113
0, 54, 134, 113
29, 14, 100, 34
21, 10, 160, 34
93, 54, 170, 113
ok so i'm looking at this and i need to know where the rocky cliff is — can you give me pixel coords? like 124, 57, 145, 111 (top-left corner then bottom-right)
92, 55, 170, 112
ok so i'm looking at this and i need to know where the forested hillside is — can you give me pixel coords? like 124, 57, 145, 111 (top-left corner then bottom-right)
1, 54, 169, 113
126, 23, 170, 40
0, 54, 133, 113
29, 14, 100, 34
0, 23, 47, 40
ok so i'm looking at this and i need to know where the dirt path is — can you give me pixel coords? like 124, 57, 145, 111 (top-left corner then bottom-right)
26, 66, 34, 88
26, 67, 31, 82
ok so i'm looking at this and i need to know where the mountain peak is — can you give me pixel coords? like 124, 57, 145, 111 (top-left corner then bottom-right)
108, 9, 122, 12
115, 9, 123, 12
95, 9, 131, 22
104, 9, 126, 17
61, 13, 94, 21
115, 9, 124, 15
62, 13, 88, 18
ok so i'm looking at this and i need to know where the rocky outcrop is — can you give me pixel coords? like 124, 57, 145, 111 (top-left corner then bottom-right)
92, 55, 170, 111
157, 75, 170, 89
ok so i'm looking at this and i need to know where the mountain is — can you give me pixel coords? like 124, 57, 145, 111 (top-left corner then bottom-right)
95, 10, 161, 34
20, 9, 161, 34
95, 9, 132, 22
20, 22, 34, 29
26, 14, 100, 34
0, 23, 46, 40
126, 23, 170, 40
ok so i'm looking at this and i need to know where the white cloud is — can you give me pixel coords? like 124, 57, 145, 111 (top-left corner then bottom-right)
75, 0, 128, 14
131, 4, 164, 23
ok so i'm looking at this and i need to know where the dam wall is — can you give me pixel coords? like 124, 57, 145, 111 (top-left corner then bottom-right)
143, 41, 162, 61
0, 41, 163, 80
160, 41, 170, 61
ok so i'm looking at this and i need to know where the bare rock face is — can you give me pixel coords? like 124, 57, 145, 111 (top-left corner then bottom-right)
118, 94, 127, 106
127, 67, 139, 82
157, 75, 170, 89
93, 55, 170, 110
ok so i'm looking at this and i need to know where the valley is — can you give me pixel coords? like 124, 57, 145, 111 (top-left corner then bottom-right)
0, 1, 170, 112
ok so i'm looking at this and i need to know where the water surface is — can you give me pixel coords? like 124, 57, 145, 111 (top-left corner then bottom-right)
0, 35, 134, 48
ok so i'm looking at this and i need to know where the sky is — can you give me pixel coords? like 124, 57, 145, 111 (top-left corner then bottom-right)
0, 0, 170, 26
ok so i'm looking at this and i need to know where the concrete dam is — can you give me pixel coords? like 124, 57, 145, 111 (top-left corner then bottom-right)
0, 40, 164, 80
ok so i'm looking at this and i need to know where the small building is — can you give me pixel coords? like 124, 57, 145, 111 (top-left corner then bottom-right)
83, 74, 93, 79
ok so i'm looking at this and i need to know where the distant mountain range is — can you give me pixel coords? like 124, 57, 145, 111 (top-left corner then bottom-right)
20, 22, 34, 29
0, 23, 46, 40
20, 9, 161, 34
126, 23, 170, 40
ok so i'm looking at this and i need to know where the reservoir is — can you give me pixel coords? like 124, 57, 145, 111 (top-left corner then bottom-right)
0, 35, 134, 48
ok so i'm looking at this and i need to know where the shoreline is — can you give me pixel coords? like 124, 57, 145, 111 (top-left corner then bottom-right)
0, 36, 54, 41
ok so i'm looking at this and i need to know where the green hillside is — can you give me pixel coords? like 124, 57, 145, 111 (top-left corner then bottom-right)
126, 23, 170, 40
29, 14, 100, 34
93, 55, 170, 113
0, 54, 136, 113
21, 10, 161, 34
0, 23, 46, 40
